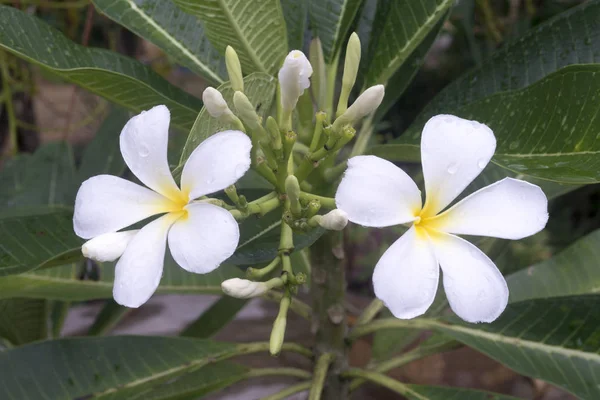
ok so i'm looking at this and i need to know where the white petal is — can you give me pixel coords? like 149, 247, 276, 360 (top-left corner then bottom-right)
278, 50, 313, 111
168, 203, 239, 274
430, 231, 508, 323
181, 130, 252, 199
221, 278, 269, 299
421, 115, 496, 216
335, 156, 421, 227
120, 105, 182, 200
74, 175, 176, 239
113, 213, 180, 308
82, 230, 139, 262
373, 226, 439, 319
427, 178, 548, 239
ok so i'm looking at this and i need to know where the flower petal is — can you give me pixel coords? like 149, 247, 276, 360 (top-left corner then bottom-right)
373, 226, 439, 319
74, 175, 175, 239
421, 115, 496, 216
427, 178, 548, 239
113, 213, 179, 308
181, 130, 252, 200
120, 105, 181, 200
429, 231, 508, 323
168, 203, 239, 274
335, 156, 421, 227
82, 230, 138, 262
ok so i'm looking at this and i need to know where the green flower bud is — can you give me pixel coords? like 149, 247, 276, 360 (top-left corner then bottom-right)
225, 46, 244, 92
233, 91, 260, 130
337, 32, 361, 117
285, 175, 302, 216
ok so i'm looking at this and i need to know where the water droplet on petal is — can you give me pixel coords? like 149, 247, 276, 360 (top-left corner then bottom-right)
477, 159, 486, 169
447, 163, 459, 174
138, 144, 150, 157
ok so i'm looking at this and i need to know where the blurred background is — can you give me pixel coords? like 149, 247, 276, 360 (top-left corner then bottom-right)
0, 0, 597, 398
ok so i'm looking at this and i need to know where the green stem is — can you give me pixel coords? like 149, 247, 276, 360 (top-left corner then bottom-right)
247, 257, 281, 280
247, 367, 311, 380
261, 381, 312, 400
230, 194, 281, 220
311, 231, 349, 399
341, 369, 419, 398
348, 339, 460, 390
262, 290, 311, 320
309, 353, 335, 400
299, 192, 336, 209
237, 341, 312, 358
349, 115, 374, 157
349, 318, 434, 340
324, 57, 339, 119
323, 161, 348, 183
354, 299, 384, 326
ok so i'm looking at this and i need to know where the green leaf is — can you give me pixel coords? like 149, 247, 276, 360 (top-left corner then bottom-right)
281, 0, 308, 50
409, 0, 600, 131
394, 65, 600, 184
76, 108, 130, 184
0, 299, 47, 345
181, 296, 248, 338
507, 229, 600, 303
403, 385, 520, 400
431, 296, 600, 399
373, 13, 448, 121
0, 256, 244, 301
0, 5, 202, 131
178, 72, 277, 167
363, 0, 455, 86
308, 0, 364, 62
0, 142, 75, 209
0, 336, 240, 399
0, 208, 83, 277
92, 0, 226, 84
171, 0, 288, 74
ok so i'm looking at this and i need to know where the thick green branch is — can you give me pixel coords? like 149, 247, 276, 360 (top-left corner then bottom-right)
247, 367, 311, 380
341, 369, 422, 398
354, 299, 384, 326
349, 318, 434, 340
309, 353, 335, 400
261, 381, 312, 400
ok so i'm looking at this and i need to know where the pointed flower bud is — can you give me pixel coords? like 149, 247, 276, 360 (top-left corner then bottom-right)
278, 50, 313, 112
226, 46, 244, 92
285, 175, 302, 216
221, 278, 269, 299
202, 87, 233, 118
337, 32, 362, 117
333, 84, 385, 131
82, 230, 138, 262
319, 209, 348, 231
233, 91, 260, 130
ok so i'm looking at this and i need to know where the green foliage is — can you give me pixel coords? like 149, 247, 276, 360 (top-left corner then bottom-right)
93, 0, 227, 84
0, 5, 202, 131
281, 0, 308, 50
171, 0, 288, 74
0, 299, 47, 345
181, 296, 248, 338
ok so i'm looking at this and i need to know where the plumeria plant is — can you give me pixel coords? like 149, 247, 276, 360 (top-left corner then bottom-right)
0, 1, 599, 399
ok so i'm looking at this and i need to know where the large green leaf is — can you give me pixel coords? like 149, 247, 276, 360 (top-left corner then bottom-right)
171, 0, 288, 74
0, 208, 83, 277
392, 65, 600, 184
409, 0, 600, 131
507, 229, 600, 303
0, 142, 75, 209
0, 336, 240, 399
403, 385, 519, 400
430, 296, 600, 399
281, 0, 308, 50
179, 72, 277, 166
363, 0, 454, 86
93, 0, 226, 84
0, 299, 47, 345
181, 296, 248, 338
308, 0, 364, 62
0, 256, 244, 301
0, 5, 201, 131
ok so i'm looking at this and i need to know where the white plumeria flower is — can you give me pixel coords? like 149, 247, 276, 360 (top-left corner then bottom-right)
335, 114, 548, 323
278, 50, 313, 112
73, 105, 252, 308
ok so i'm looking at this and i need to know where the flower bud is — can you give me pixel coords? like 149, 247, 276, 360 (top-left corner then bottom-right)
337, 32, 361, 117
278, 50, 313, 112
221, 278, 269, 299
202, 87, 232, 118
225, 46, 244, 92
82, 231, 138, 262
333, 84, 385, 131
285, 175, 302, 216
309, 38, 326, 109
233, 91, 260, 130
318, 209, 348, 231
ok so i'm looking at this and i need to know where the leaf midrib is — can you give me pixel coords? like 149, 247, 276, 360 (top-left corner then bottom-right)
115, 0, 224, 83
216, 0, 268, 73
